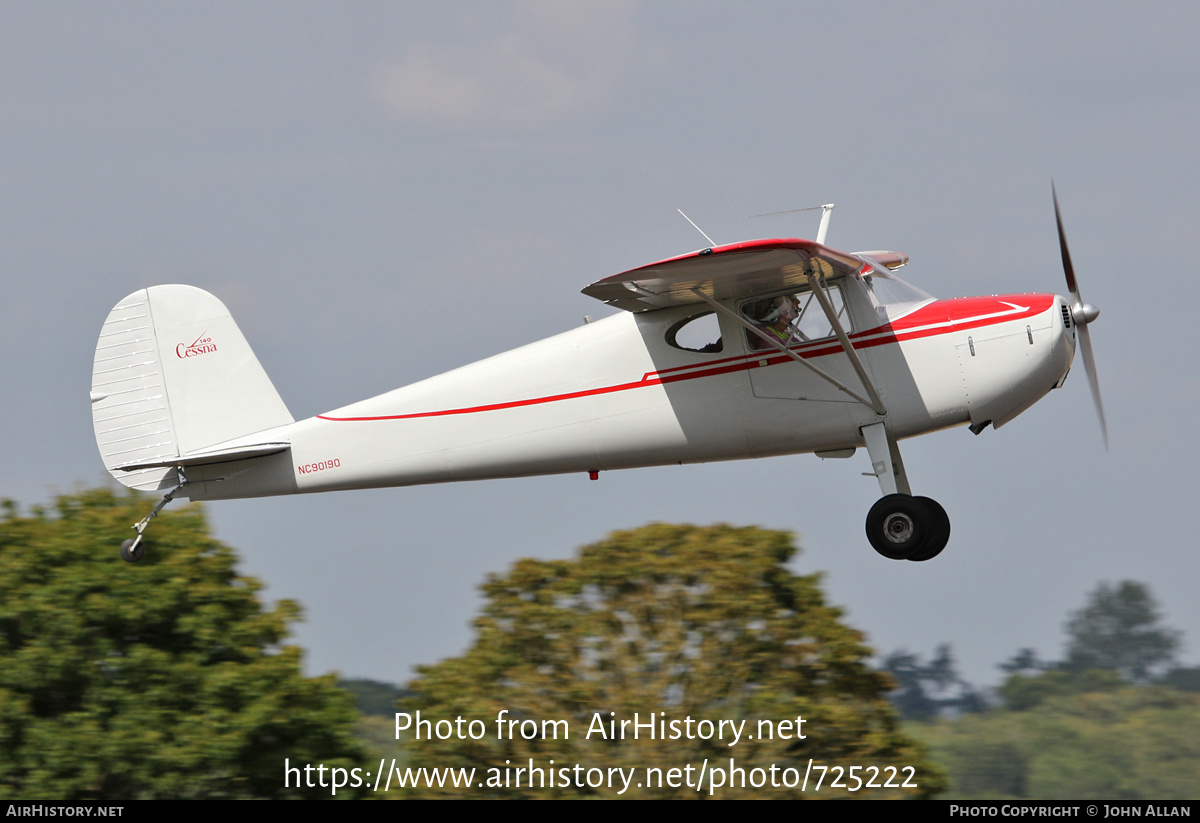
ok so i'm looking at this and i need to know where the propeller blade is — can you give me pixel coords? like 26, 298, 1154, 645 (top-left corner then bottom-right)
1053, 183, 1107, 449
1052, 181, 1079, 300
1076, 324, 1108, 449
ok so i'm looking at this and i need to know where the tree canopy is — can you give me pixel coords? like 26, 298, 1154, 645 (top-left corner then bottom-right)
993, 581, 1185, 712
0, 488, 364, 799
912, 685, 1200, 799
882, 645, 987, 720
1062, 580, 1180, 682
914, 580, 1199, 799
401, 524, 940, 798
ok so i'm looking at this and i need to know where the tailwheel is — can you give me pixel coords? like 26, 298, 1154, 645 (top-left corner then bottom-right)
908, 496, 950, 562
120, 537, 145, 563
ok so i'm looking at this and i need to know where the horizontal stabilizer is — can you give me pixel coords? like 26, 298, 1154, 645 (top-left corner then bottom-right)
113, 442, 291, 472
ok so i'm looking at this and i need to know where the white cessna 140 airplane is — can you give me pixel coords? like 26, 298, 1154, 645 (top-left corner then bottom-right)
91, 188, 1103, 564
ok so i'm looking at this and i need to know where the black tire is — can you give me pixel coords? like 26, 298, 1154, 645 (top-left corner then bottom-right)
908, 497, 950, 562
120, 538, 144, 563
865, 494, 932, 560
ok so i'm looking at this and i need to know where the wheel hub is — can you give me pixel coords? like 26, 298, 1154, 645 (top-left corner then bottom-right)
883, 512, 914, 544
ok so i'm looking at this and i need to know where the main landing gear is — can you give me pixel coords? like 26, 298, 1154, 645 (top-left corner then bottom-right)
865, 494, 950, 561
860, 422, 951, 562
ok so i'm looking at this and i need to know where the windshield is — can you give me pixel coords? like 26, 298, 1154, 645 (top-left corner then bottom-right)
859, 262, 934, 320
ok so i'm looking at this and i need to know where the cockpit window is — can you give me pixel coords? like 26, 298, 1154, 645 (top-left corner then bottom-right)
666, 311, 723, 353
741, 285, 847, 351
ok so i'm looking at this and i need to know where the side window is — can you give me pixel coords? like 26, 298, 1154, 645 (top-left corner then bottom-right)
666, 311, 723, 353
742, 285, 847, 350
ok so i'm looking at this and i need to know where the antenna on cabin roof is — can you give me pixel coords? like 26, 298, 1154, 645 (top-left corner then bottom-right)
677, 209, 716, 248
748, 203, 836, 244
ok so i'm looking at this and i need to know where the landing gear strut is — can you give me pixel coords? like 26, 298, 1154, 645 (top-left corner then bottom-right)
861, 422, 951, 561
120, 470, 187, 563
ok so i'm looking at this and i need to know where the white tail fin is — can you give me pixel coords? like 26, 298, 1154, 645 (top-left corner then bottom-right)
91, 285, 293, 491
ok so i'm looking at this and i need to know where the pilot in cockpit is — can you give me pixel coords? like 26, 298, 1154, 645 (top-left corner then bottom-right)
747, 294, 802, 350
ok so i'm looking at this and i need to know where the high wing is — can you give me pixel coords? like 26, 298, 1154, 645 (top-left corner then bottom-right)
585, 236, 896, 417
582, 238, 866, 312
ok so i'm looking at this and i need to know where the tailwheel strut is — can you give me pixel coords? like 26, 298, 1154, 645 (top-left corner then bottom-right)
121, 470, 187, 563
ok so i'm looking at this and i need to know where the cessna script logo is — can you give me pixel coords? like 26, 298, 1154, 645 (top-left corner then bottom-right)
176, 332, 217, 359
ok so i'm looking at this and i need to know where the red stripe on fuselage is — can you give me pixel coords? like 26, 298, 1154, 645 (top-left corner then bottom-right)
317, 295, 1054, 423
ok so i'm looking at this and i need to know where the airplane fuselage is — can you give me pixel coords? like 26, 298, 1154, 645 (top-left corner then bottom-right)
183, 286, 1074, 501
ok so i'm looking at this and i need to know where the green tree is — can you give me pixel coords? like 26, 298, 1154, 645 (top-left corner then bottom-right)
998, 669, 1124, 712
400, 524, 941, 798
0, 488, 364, 799
1063, 581, 1180, 682
993, 582, 1185, 711
912, 686, 1200, 799
998, 647, 1044, 676
340, 678, 410, 717
1159, 666, 1200, 693
883, 644, 987, 720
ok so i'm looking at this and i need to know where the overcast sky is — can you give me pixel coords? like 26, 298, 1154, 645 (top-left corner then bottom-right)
2, 2, 1196, 689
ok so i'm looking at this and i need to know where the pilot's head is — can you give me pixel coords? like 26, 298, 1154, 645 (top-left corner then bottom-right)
747, 294, 799, 325
774, 295, 800, 323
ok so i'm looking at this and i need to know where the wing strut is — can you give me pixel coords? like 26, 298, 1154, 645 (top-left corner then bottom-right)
687, 287, 885, 413
798, 260, 888, 416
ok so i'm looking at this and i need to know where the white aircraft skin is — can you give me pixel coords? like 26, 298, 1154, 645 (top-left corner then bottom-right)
91, 200, 1098, 563
217, 292, 1071, 497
